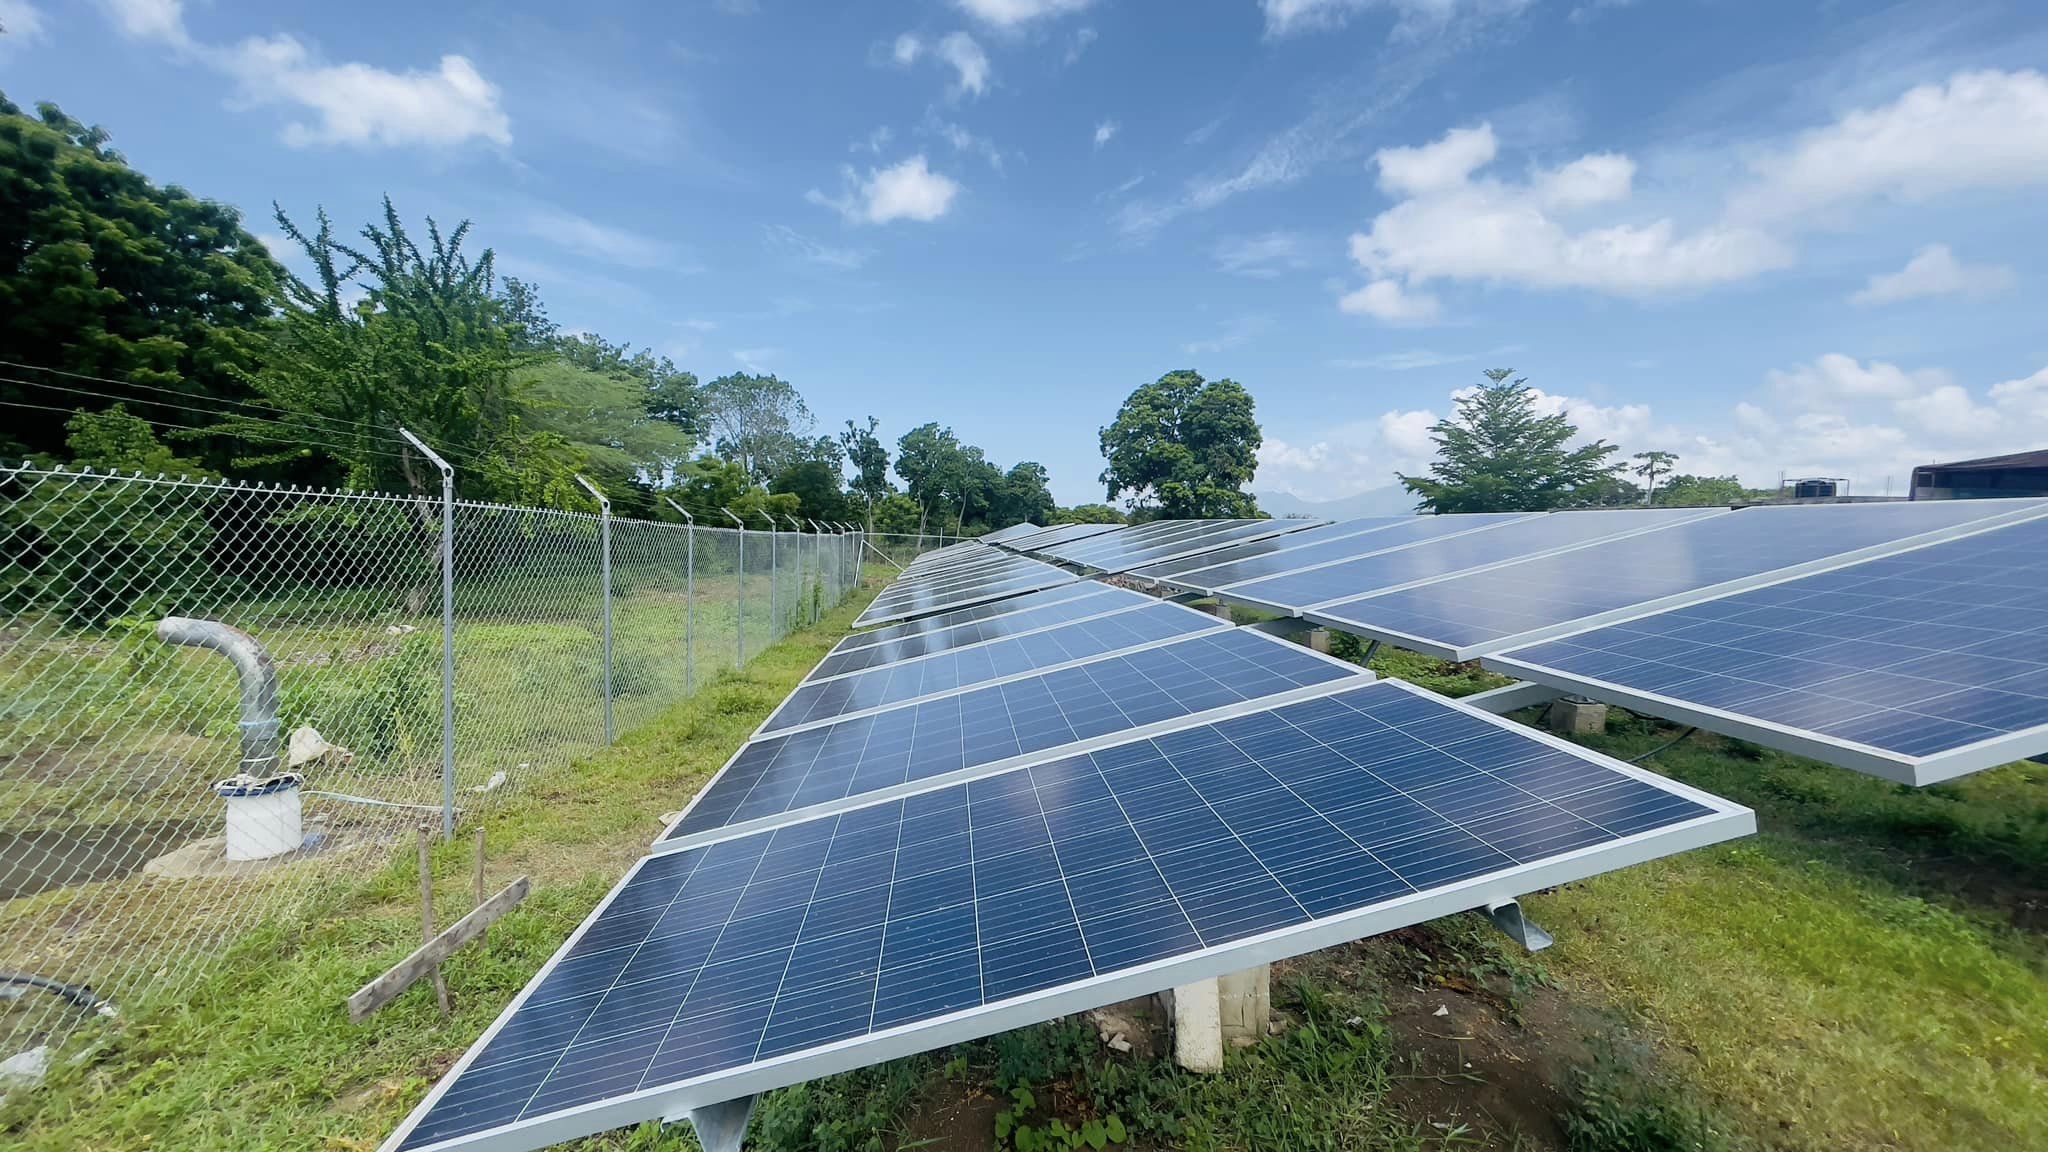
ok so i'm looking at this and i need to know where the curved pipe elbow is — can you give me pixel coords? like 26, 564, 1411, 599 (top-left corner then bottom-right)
157, 616, 282, 775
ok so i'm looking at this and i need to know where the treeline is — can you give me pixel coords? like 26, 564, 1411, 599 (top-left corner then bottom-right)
0, 93, 1095, 534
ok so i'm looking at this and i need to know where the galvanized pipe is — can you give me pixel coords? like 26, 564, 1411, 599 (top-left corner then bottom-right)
156, 617, 281, 778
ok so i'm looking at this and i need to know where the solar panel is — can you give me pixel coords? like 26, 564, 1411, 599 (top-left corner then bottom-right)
1000, 522, 1123, 552
385, 679, 1750, 1152
1030, 520, 1213, 564
1050, 519, 1253, 567
855, 563, 1079, 627
1127, 517, 1416, 583
765, 602, 1231, 733
1309, 498, 2048, 660
815, 589, 1152, 679
981, 523, 1047, 545
1078, 518, 1329, 575
665, 628, 1367, 842
840, 584, 1117, 650
1162, 512, 1541, 596
1222, 509, 1708, 612
1486, 514, 2048, 784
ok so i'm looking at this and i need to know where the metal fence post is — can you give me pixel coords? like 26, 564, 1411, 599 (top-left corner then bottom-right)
783, 514, 803, 628
577, 475, 613, 744
665, 498, 695, 693
725, 507, 745, 665
807, 520, 824, 622
399, 428, 458, 841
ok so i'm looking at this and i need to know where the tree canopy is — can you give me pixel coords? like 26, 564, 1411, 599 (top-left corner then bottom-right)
1398, 370, 1622, 513
0, 94, 280, 463
1098, 369, 1263, 519
703, 373, 812, 484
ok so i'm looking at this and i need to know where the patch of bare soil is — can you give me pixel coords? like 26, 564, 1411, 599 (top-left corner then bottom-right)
893, 1066, 1001, 1152
1281, 929, 1604, 1151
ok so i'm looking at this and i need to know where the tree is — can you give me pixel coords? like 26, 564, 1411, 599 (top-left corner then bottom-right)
770, 459, 853, 523
870, 493, 925, 535
840, 416, 892, 528
1632, 450, 1679, 505
232, 199, 558, 501
703, 373, 812, 483
990, 462, 1055, 528
1656, 474, 1757, 507
1098, 369, 1263, 519
1052, 503, 1125, 525
1398, 370, 1622, 513
0, 95, 280, 462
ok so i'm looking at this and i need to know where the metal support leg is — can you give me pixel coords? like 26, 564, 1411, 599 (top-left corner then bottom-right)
674, 1094, 757, 1152
1361, 639, 1381, 664
1485, 899, 1554, 952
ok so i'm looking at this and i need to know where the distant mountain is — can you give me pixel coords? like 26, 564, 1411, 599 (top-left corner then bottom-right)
1255, 487, 1419, 520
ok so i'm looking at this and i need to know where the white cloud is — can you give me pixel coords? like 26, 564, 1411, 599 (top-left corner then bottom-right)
1261, 0, 1529, 39
1183, 315, 1272, 357
101, 1, 508, 149
1343, 121, 1788, 317
937, 32, 991, 97
1851, 244, 2015, 305
892, 31, 991, 98
1214, 231, 1310, 278
732, 347, 782, 373
1, 0, 48, 44
808, 155, 961, 225
1064, 26, 1097, 65
1338, 278, 1440, 323
1093, 120, 1118, 149
524, 212, 670, 269
763, 223, 870, 270
928, 117, 1004, 171
102, 0, 187, 45
853, 125, 893, 154
1331, 349, 1473, 371
1733, 70, 2048, 223
954, 0, 1091, 30
681, 318, 718, 332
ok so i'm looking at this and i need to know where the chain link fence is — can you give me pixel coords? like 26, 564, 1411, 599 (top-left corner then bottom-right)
0, 463, 863, 1054
864, 531, 973, 570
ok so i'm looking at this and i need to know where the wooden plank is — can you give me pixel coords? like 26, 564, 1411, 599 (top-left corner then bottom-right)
349, 875, 532, 1022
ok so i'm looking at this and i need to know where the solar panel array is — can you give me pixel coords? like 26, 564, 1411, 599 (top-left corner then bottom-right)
854, 551, 1078, 628
1486, 513, 2048, 784
385, 675, 1749, 1152
1161, 512, 1540, 596
1302, 499, 2047, 659
763, 601, 1230, 734
813, 586, 1152, 679
1127, 516, 1415, 583
1073, 517, 1329, 575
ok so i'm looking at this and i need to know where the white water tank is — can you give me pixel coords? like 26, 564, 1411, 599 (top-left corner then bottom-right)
214, 773, 304, 861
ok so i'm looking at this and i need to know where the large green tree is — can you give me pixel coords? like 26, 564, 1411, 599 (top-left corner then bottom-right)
0, 95, 280, 461
1098, 369, 1263, 519
991, 461, 1055, 528
1398, 370, 1622, 513
770, 459, 854, 523
840, 416, 892, 527
1052, 503, 1125, 525
703, 372, 812, 483
1656, 474, 1763, 507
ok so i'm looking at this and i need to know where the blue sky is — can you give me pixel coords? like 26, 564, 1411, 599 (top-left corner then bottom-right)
4, 0, 2048, 506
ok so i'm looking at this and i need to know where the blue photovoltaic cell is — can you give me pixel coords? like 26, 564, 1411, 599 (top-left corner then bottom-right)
1177, 512, 1536, 595
856, 567, 1077, 626
668, 629, 1362, 838
840, 584, 1117, 651
1084, 519, 1326, 574
1129, 518, 1414, 582
1494, 516, 2048, 761
1226, 509, 1696, 609
1314, 499, 2048, 655
768, 603, 1226, 732
1003, 522, 1124, 552
1042, 520, 1242, 565
872, 555, 1047, 599
397, 680, 1727, 1152
814, 589, 1150, 679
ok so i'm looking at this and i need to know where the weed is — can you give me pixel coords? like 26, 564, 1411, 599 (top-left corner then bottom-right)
1563, 1041, 1745, 1152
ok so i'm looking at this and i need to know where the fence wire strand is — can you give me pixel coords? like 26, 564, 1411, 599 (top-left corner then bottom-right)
0, 464, 865, 1053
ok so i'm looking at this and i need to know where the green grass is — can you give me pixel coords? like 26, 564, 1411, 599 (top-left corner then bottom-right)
0, 583, 877, 1152
12, 612, 2048, 1152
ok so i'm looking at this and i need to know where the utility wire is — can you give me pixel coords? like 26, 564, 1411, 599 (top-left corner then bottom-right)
0, 381, 416, 465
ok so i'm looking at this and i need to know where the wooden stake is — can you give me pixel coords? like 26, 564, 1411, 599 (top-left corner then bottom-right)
418, 825, 452, 1016
473, 824, 488, 950
350, 876, 530, 1022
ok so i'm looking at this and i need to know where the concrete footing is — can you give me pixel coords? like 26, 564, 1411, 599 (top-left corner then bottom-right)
1166, 965, 1270, 1072
1303, 627, 1331, 654
1204, 601, 1233, 621
1548, 696, 1610, 736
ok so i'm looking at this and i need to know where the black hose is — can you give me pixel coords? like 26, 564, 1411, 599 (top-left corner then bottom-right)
1628, 726, 1700, 764
0, 971, 109, 1013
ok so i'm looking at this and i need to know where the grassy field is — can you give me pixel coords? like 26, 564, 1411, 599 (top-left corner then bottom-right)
5, 585, 2045, 1152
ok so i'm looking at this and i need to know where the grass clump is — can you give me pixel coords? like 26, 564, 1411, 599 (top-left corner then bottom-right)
1563, 1041, 1745, 1152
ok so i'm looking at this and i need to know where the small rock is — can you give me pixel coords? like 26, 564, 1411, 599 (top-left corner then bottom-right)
1107, 1034, 1132, 1053
0, 1045, 48, 1090
1432, 1005, 1450, 1017
471, 770, 507, 794
1345, 1015, 1364, 1026
385, 624, 419, 636
659, 811, 683, 826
